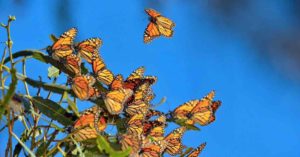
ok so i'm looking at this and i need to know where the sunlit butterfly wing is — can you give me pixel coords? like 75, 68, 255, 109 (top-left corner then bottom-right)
73, 105, 106, 142
71, 75, 96, 100
156, 16, 175, 30
126, 100, 149, 116
173, 100, 198, 125
119, 133, 142, 157
50, 28, 77, 60
103, 88, 133, 115
144, 22, 160, 43
92, 56, 114, 85
144, 115, 166, 141
127, 113, 145, 136
110, 74, 124, 90
157, 24, 173, 38
140, 141, 163, 157
190, 91, 215, 126
64, 54, 81, 76
76, 38, 102, 63
187, 142, 206, 157
164, 126, 186, 156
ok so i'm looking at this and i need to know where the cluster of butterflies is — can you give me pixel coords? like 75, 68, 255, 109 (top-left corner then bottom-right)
46, 8, 220, 157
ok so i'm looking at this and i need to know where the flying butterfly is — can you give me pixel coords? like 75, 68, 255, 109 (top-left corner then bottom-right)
164, 126, 186, 156
70, 75, 101, 100
144, 9, 175, 43
172, 91, 220, 126
48, 28, 77, 61
72, 105, 106, 142
187, 142, 207, 157
75, 38, 102, 63
92, 56, 114, 86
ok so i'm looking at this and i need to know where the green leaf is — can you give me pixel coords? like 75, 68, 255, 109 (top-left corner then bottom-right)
96, 135, 131, 157
23, 77, 71, 94
48, 66, 60, 78
67, 97, 80, 117
31, 96, 74, 126
0, 68, 17, 118
50, 34, 58, 42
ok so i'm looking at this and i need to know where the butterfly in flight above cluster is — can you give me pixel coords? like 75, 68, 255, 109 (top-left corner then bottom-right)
144, 9, 175, 43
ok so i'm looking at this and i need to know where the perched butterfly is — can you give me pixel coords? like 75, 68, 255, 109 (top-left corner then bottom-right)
208, 100, 222, 124
172, 91, 220, 126
187, 142, 206, 157
164, 126, 186, 156
145, 109, 164, 120
140, 140, 165, 157
72, 105, 106, 142
63, 54, 81, 76
143, 115, 166, 141
119, 133, 143, 156
75, 38, 102, 63
126, 100, 149, 116
92, 56, 114, 86
48, 28, 77, 60
144, 9, 175, 43
70, 75, 101, 100
124, 67, 157, 93
126, 113, 145, 136
103, 88, 133, 115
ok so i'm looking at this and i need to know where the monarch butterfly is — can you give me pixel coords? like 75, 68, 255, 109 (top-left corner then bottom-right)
143, 115, 166, 141
70, 75, 100, 100
72, 105, 106, 142
63, 54, 81, 76
127, 113, 145, 136
119, 133, 143, 156
172, 91, 219, 126
92, 56, 114, 86
75, 38, 102, 63
123, 67, 157, 91
140, 140, 165, 157
187, 142, 206, 157
125, 100, 149, 116
48, 28, 77, 60
103, 88, 133, 115
164, 126, 186, 156
144, 9, 175, 43
145, 109, 164, 120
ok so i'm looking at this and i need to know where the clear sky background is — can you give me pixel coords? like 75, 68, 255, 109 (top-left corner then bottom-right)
1, 0, 300, 156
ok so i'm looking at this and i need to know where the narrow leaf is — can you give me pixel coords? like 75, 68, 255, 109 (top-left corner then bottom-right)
31, 96, 75, 126
67, 98, 80, 117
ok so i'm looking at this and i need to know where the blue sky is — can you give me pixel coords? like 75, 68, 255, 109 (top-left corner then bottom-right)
1, 0, 300, 156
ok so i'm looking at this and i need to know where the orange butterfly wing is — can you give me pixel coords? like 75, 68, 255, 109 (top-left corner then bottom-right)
144, 22, 160, 43
71, 75, 96, 100
64, 54, 81, 76
51, 28, 77, 60
187, 142, 207, 157
76, 38, 102, 63
92, 56, 114, 85
103, 88, 133, 115
164, 126, 186, 156
73, 106, 106, 142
